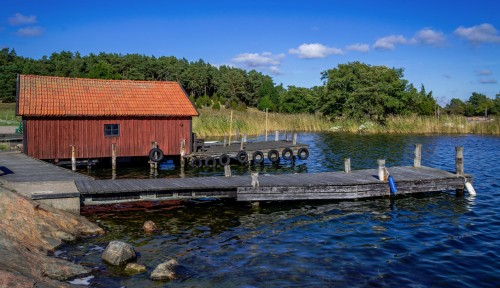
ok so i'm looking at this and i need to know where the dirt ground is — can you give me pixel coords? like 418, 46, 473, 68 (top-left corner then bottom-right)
0, 126, 16, 134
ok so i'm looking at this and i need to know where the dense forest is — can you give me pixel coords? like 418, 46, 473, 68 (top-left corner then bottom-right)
1, 48, 499, 120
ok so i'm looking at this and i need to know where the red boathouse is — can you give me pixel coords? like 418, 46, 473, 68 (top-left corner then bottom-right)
16, 75, 198, 161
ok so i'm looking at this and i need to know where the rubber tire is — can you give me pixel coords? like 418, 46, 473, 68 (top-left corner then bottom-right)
268, 149, 280, 163
205, 156, 216, 168
282, 147, 293, 161
189, 157, 201, 168
149, 148, 164, 163
297, 147, 309, 160
252, 151, 264, 165
237, 150, 248, 164
219, 154, 231, 166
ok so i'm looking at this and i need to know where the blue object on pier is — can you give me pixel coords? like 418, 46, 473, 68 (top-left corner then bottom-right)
388, 175, 397, 195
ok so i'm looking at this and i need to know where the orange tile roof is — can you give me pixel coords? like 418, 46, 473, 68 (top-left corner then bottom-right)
17, 75, 199, 117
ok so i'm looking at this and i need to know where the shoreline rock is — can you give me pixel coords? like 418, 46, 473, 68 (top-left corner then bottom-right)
101, 240, 137, 266
0, 184, 104, 287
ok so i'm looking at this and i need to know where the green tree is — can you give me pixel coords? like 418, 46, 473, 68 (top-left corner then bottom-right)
87, 60, 120, 79
280, 86, 316, 113
445, 98, 466, 115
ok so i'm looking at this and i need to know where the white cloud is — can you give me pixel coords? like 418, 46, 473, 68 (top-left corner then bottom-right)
289, 43, 343, 59
8, 13, 37, 26
479, 78, 497, 84
414, 28, 446, 46
233, 52, 284, 67
373, 35, 409, 50
232, 52, 285, 75
477, 69, 492, 76
345, 43, 370, 53
454, 23, 500, 44
15, 26, 44, 37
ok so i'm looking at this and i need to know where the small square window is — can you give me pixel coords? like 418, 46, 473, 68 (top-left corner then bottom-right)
104, 124, 120, 137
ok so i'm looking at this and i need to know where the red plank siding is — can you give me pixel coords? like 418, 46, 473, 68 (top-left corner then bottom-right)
24, 117, 193, 160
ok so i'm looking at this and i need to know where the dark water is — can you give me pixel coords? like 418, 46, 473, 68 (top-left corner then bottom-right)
61, 133, 500, 287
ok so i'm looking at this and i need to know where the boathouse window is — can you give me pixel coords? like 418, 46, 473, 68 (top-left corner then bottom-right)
104, 124, 120, 137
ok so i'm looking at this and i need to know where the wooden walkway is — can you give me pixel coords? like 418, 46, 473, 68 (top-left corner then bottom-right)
77, 166, 469, 205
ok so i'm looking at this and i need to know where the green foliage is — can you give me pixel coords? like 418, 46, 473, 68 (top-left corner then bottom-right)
212, 101, 221, 110
280, 86, 317, 113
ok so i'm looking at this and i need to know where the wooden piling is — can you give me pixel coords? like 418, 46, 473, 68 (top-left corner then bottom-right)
378, 159, 387, 181
224, 165, 232, 177
228, 110, 233, 144
224, 136, 227, 147
275, 130, 279, 141
71, 145, 76, 171
292, 133, 297, 145
111, 143, 117, 171
235, 128, 240, 142
344, 158, 351, 173
265, 108, 268, 141
455, 146, 464, 176
414, 144, 422, 167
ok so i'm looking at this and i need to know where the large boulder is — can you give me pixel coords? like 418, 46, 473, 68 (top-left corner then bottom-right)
151, 259, 179, 281
101, 241, 137, 266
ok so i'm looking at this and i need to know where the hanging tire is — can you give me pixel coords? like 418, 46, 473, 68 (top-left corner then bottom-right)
282, 147, 293, 161
252, 151, 264, 165
149, 148, 164, 162
268, 149, 280, 163
219, 154, 231, 166
297, 147, 309, 160
205, 156, 216, 168
189, 157, 201, 168
237, 150, 248, 164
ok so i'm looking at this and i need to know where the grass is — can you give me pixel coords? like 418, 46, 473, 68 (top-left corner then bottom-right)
193, 108, 500, 137
0, 103, 20, 126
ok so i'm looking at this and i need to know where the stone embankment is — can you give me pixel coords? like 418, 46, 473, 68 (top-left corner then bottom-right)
0, 185, 104, 287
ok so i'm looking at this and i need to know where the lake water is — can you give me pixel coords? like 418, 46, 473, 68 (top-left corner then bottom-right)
61, 133, 500, 287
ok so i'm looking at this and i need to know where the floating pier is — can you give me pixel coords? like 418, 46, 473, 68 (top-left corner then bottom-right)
0, 144, 473, 213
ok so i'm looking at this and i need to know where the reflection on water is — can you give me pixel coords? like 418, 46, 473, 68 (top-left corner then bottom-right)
63, 133, 500, 287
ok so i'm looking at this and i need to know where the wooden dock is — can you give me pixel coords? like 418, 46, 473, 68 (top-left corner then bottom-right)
0, 147, 473, 211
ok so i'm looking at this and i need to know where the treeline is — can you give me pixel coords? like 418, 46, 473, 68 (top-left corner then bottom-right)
444, 93, 500, 117
1, 48, 498, 120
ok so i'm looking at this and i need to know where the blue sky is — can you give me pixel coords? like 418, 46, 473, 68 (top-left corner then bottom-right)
1, 0, 499, 105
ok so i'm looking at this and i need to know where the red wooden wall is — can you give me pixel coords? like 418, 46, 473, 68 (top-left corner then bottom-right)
23, 117, 193, 160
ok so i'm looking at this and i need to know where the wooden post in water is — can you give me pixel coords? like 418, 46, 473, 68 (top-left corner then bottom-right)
223, 136, 228, 147
275, 130, 279, 141
71, 145, 76, 172
455, 146, 464, 176
228, 110, 233, 144
344, 158, 351, 173
240, 134, 246, 150
235, 128, 240, 142
378, 159, 387, 181
265, 108, 268, 141
414, 144, 422, 167
292, 133, 297, 145
111, 143, 117, 179
224, 165, 232, 177
180, 139, 186, 176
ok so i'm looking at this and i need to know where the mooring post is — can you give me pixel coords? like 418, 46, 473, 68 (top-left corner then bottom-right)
235, 128, 240, 142
251, 172, 259, 188
224, 136, 228, 147
224, 165, 232, 177
414, 144, 422, 167
180, 139, 186, 170
71, 145, 76, 172
240, 134, 246, 150
150, 141, 158, 171
455, 146, 464, 176
345, 158, 351, 173
292, 132, 297, 145
275, 130, 279, 141
111, 143, 117, 171
378, 159, 387, 181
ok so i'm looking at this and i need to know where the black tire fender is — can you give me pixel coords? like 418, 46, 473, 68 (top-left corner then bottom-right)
149, 148, 164, 163
189, 157, 201, 168
268, 149, 280, 163
297, 147, 309, 160
237, 150, 248, 164
252, 151, 264, 164
282, 147, 293, 161
205, 156, 216, 168
219, 154, 231, 166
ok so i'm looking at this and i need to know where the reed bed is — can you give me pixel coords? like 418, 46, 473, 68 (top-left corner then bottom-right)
193, 108, 500, 137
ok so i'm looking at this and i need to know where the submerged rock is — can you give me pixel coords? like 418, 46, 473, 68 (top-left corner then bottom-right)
151, 259, 179, 281
143, 220, 158, 233
101, 241, 137, 266
125, 263, 147, 274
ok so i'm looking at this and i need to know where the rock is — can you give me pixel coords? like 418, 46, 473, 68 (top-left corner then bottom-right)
0, 186, 104, 287
124, 263, 147, 274
143, 220, 158, 233
101, 241, 137, 266
151, 259, 179, 281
